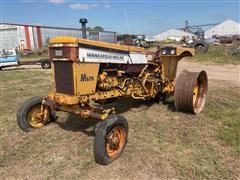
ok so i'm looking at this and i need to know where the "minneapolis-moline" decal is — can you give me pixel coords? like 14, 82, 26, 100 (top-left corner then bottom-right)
79, 47, 148, 64
86, 52, 124, 61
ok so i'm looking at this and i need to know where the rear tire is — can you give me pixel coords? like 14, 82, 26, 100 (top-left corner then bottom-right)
17, 96, 56, 132
174, 70, 208, 114
192, 40, 208, 53
94, 115, 128, 165
41, 60, 51, 69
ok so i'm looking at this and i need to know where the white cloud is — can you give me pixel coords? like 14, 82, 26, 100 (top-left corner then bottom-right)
48, 0, 65, 4
69, 3, 98, 10
104, 4, 111, 8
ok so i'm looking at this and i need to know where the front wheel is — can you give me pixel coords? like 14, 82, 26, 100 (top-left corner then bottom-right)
94, 115, 128, 165
17, 96, 56, 132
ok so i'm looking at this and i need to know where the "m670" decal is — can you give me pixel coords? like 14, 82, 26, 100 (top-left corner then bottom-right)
80, 74, 94, 82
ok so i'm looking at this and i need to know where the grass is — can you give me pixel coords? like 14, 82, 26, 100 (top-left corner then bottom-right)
204, 82, 240, 152
193, 45, 240, 64
20, 54, 49, 62
0, 68, 239, 179
149, 42, 240, 65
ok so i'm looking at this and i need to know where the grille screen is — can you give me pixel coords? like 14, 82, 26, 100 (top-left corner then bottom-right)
54, 61, 74, 95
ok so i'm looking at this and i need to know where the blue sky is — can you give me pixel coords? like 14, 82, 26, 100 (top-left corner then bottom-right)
1, 0, 239, 36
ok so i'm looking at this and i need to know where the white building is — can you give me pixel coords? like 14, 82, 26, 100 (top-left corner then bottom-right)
204, 19, 240, 38
153, 29, 196, 41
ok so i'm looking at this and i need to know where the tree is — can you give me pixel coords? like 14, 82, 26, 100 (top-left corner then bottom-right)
86, 26, 104, 32
117, 34, 137, 42
86, 27, 92, 31
93, 26, 104, 31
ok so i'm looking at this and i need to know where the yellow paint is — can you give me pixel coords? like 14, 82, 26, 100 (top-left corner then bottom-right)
50, 36, 78, 44
177, 47, 195, 56
47, 92, 79, 105
73, 63, 100, 95
193, 82, 199, 106
161, 56, 178, 81
27, 105, 49, 128
50, 36, 144, 52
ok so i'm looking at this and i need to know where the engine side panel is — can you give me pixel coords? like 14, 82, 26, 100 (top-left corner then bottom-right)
73, 63, 99, 95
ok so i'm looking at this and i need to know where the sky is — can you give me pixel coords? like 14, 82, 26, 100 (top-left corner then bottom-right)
1, 0, 239, 36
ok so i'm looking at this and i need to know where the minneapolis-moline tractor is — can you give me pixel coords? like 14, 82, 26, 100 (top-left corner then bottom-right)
17, 35, 208, 165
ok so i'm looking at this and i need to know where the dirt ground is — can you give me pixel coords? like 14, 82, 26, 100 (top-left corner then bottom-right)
0, 61, 239, 179
178, 61, 240, 82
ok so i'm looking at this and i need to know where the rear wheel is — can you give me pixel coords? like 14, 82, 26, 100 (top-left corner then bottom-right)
17, 96, 56, 131
94, 115, 128, 165
174, 70, 208, 114
41, 60, 51, 69
192, 41, 208, 53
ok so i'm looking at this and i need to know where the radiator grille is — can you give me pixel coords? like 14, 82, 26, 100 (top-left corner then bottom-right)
54, 61, 74, 95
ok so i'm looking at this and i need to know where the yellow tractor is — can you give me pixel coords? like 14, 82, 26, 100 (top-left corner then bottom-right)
17, 35, 208, 165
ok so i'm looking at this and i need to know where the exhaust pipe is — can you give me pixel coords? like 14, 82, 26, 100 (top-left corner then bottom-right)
79, 18, 88, 39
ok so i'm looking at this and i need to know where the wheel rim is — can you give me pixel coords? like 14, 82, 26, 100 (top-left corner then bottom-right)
193, 81, 199, 106
105, 125, 126, 158
27, 105, 49, 128
192, 72, 208, 114
195, 45, 204, 53
43, 63, 49, 68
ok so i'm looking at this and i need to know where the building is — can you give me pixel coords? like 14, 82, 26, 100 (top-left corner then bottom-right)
153, 29, 196, 41
0, 23, 117, 50
204, 19, 240, 38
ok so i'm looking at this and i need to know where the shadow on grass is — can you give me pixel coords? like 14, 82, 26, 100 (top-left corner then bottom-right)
55, 98, 157, 136
163, 99, 176, 112
55, 114, 98, 136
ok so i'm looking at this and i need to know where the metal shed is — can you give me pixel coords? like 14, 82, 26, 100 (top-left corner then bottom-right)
0, 23, 117, 50
204, 19, 240, 38
153, 29, 196, 41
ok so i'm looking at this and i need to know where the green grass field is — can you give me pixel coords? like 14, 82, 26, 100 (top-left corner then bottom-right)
0, 68, 239, 179
193, 45, 240, 64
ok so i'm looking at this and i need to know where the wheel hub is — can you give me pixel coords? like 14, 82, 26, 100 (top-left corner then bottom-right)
105, 125, 126, 158
28, 105, 49, 128
107, 130, 120, 149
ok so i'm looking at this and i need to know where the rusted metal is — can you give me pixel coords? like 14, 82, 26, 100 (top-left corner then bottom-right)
42, 99, 112, 120
49, 46, 79, 61
36, 26, 43, 49
174, 70, 208, 114
54, 61, 74, 95
24, 25, 31, 49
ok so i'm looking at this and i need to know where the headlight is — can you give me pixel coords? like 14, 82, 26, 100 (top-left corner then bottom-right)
170, 49, 176, 55
162, 49, 167, 55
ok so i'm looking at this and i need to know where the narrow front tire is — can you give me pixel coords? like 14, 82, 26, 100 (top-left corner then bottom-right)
17, 96, 56, 132
94, 115, 128, 165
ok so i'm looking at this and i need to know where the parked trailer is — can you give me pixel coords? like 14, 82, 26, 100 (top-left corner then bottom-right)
20, 59, 52, 69
0, 49, 51, 70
